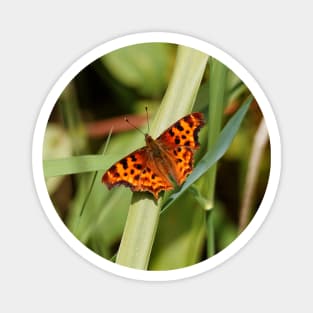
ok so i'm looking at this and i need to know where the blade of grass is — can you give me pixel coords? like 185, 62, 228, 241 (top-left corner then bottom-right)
43, 154, 122, 177
206, 210, 215, 256
44, 129, 145, 178
78, 128, 113, 218
239, 118, 269, 232
160, 96, 252, 213
203, 58, 227, 257
115, 45, 209, 269
204, 58, 228, 209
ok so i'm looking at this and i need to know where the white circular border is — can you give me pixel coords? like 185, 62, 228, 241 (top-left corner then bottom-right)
32, 32, 281, 281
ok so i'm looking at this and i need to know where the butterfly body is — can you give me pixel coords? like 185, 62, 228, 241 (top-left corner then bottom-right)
144, 134, 178, 185
102, 112, 205, 199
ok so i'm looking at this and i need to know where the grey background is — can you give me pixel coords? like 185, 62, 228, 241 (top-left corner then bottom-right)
1, 1, 312, 311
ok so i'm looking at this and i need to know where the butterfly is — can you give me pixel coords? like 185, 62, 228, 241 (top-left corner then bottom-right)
102, 112, 205, 199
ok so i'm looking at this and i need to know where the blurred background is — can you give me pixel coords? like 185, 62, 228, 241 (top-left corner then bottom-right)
43, 43, 270, 270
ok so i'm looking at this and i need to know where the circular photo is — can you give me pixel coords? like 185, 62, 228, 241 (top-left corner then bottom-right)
33, 33, 280, 281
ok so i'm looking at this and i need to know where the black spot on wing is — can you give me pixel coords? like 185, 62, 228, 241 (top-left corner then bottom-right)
188, 159, 193, 168
175, 137, 180, 144
120, 158, 128, 169
183, 116, 194, 128
175, 121, 184, 131
193, 127, 200, 144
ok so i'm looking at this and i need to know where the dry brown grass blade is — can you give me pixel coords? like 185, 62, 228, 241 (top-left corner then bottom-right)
239, 118, 269, 232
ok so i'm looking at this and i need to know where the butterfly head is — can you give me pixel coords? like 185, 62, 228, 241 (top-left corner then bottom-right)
145, 133, 156, 148
144, 133, 152, 143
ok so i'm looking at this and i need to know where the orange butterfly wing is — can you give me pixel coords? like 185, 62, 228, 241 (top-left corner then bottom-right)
102, 112, 205, 199
157, 112, 205, 149
102, 148, 173, 199
156, 112, 205, 185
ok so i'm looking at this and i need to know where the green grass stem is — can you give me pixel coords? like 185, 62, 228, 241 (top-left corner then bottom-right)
203, 58, 228, 256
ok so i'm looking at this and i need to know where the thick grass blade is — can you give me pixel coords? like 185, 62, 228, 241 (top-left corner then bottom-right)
115, 46, 209, 269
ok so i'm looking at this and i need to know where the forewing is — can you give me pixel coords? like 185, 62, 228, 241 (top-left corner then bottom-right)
156, 112, 205, 150
156, 112, 205, 185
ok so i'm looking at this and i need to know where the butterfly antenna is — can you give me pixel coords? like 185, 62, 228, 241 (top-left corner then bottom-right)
145, 106, 150, 134
124, 116, 145, 135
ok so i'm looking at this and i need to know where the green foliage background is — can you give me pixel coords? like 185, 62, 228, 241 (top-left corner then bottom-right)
43, 43, 270, 270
